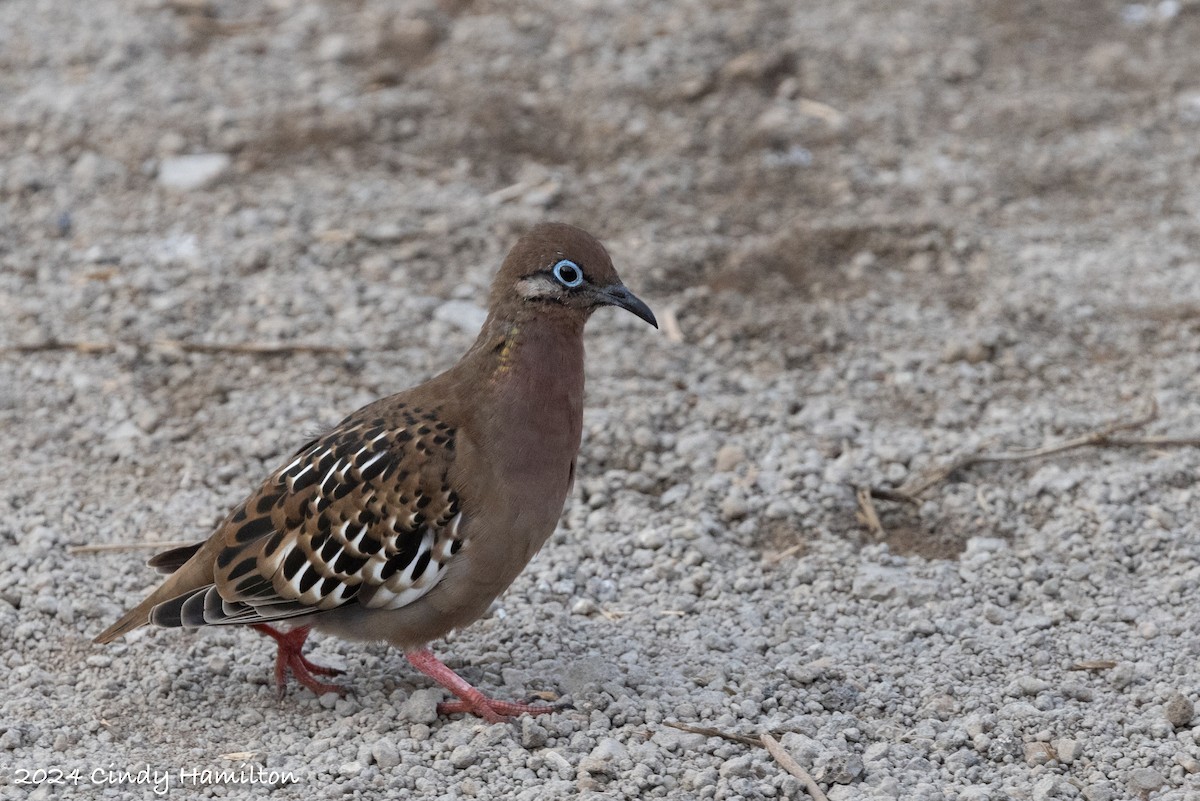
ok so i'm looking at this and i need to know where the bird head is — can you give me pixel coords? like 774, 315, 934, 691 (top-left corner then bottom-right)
490, 222, 657, 328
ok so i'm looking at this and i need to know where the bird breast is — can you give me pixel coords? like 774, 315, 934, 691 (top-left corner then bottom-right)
489, 322, 585, 508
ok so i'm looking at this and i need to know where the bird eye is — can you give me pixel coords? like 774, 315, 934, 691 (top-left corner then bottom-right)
552, 259, 584, 288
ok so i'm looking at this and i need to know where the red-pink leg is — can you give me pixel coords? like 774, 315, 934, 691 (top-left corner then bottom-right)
405, 648, 562, 723
251, 624, 346, 698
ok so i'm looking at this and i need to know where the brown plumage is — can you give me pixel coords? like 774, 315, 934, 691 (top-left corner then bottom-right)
94, 222, 657, 721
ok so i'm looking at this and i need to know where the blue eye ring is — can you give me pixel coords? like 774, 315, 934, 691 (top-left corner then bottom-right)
552, 259, 584, 288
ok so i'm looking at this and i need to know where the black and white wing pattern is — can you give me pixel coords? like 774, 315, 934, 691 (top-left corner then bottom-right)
148, 402, 467, 628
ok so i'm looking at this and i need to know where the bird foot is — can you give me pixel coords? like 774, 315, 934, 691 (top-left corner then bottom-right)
406, 648, 564, 723
251, 624, 346, 699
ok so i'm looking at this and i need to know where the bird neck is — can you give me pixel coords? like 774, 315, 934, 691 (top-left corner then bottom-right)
469, 308, 587, 384
459, 310, 587, 477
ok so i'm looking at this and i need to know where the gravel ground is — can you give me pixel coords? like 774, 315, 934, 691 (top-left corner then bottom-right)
4, 1, 1200, 799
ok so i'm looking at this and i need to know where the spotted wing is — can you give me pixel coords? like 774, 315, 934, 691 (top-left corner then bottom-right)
149, 404, 466, 628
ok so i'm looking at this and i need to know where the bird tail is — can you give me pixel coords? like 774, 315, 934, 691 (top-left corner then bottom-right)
93, 604, 154, 644
92, 539, 213, 644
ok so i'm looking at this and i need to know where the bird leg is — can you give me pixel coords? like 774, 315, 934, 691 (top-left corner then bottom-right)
405, 648, 561, 723
251, 624, 345, 699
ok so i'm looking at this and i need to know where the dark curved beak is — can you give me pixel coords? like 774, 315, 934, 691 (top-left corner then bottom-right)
597, 284, 658, 328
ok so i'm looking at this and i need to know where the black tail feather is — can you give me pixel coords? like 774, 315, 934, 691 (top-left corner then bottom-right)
148, 588, 204, 628
146, 542, 205, 574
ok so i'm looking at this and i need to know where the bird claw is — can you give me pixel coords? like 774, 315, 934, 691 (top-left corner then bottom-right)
253, 623, 348, 699
274, 651, 348, 700
297, 656, 344, 677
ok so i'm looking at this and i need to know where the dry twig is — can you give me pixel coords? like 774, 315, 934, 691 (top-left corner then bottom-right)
854, 486, 886, 538
3, 339, 348, 357
796, 98, 845, 127
1067, 660, 1118, 672
160, 339, 347, 356
761, 733, 830, 801
69, 541, 197, 556
6, 340, 114, 355
763, 542, 805, 565
869, 400, 1200, 505
659, 307, 685, 344
661, 723, 831, 800
662, 721, 761, 747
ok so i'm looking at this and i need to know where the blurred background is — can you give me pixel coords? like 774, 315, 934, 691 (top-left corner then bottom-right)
5, 0, 1199, 327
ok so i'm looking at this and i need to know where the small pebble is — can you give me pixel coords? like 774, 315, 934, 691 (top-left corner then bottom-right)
1024, 742, 1054, 766
714, 445, 745, 472
450, 745, 479, 769
720, 493, 749, 521
1165, 693, 1195, 727
1052, 738, 1082, 764
371, 740, 401, 769
1127, 767, 1165, 793
579, 738, 627, 775
1031, 777, 1067, 801
520, 717, 549, 749
1082, 783, 1117, 801
157, 153, 231, 190
400, 689, 440, 724
34, 596, 58, 616
571, 598, 598, 615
